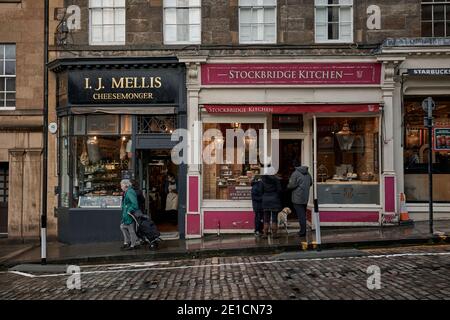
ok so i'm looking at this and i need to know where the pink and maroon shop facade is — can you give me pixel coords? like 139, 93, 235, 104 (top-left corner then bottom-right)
184, 58, 398, 238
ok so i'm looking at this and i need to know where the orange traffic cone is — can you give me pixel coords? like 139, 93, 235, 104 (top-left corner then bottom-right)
399, 193, 414, 225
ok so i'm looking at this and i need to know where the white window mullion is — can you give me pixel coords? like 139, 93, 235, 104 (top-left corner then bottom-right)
163, 0, 201, 44
239, 0, 276, 44
89, 0, 125, 45
315, 0, 353, 43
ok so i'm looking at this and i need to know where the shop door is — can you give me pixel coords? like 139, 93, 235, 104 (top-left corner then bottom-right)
0, 163, 9, 235
139, 149, 180, 238
279, 140, 302, 214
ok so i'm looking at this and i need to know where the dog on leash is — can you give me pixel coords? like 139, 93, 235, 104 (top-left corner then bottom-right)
277, 207, 292, 233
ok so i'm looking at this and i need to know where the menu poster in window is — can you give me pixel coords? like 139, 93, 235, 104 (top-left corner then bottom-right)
228, 186, 252, 200
434, 128, 450, 151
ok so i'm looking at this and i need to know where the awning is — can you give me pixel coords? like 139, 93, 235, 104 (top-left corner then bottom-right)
70, 106, 176, 115
204, 104, 381, 114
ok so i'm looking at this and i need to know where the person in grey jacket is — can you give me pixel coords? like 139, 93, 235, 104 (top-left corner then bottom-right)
287, 166, 313, 237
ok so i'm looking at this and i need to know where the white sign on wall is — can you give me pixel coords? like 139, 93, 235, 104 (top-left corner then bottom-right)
367, 5, 381, 30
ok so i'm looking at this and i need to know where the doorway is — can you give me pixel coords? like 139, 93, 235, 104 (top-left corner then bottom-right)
0, 162, 9, 235
138, 149, 179, 236
278, 140, 302, 216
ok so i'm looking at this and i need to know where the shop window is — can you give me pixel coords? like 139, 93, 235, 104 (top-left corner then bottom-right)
239, 0, 277, 44
421, 0, 450, 37
163, 0, 201, 45
89, 0, 126, 45
315, 0, 353, 43
59, 117, 70, 208
404, 97, 450, 202
72, 136, 131, 208
0, 44, 15, 110
202, 123, 264, 201
316, 117, 380, 205
272, 115, 303, 131
59, 115, 133, 208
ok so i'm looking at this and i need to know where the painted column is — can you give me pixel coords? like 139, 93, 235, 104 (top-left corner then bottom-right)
7, 149, 25, 238
180, 57, 206, 238
380, 59, 403, 219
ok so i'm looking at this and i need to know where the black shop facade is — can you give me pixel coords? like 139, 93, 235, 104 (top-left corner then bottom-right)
49, 57, 187, 244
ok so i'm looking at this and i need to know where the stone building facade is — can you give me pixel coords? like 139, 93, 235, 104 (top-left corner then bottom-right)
3, 0, 445, 240
0, 0, 55, 240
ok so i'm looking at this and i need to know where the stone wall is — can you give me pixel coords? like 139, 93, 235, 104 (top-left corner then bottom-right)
0, 0, 44, 111
59, 0, 422, 48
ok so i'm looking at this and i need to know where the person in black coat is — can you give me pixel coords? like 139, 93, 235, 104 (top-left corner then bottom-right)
251, 176, 264, 236
261, 174, 282, 238
131, 179, 146, 215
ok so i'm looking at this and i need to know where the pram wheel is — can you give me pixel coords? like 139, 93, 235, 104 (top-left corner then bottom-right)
149, 238, 161, 250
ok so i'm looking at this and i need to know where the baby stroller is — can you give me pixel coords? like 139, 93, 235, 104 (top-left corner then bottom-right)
129, 210, 162, 250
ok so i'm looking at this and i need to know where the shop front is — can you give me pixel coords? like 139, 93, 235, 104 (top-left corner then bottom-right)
399, 59, 450, 220
185, 60, 392, 238
50, 57, 186, 244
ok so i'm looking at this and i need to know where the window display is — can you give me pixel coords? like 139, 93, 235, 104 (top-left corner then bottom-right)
316, 117, 380, 204
72, 136, 130, 208
404, 97, 450, 202
203, 123, 264, 200
59, 115, 133, 209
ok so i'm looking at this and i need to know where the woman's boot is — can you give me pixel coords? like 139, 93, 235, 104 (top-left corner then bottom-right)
271, 223, 279, 239
262, 223, 270, 238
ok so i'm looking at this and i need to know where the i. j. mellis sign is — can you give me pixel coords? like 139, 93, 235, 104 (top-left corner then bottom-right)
67, 69, 179, 105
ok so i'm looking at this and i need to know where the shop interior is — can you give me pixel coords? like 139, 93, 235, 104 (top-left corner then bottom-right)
137, 149, 178, 233
404, 97, 450, 202
202, 123, 264, 201
69, 115, 133, 209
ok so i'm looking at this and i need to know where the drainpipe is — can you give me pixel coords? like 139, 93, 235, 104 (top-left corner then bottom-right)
41, 0, 49, 265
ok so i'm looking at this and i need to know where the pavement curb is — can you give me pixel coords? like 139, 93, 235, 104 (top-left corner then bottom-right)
0, 244, 38, 266
1, 234, 448, 269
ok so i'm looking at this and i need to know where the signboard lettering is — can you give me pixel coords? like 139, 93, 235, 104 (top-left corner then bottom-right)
409, 69, 450, 76
202, 63, 382, 85
67, 69, 179, 106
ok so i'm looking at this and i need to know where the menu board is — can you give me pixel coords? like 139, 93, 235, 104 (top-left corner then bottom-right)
434, 128, 450, 151
228, 186, 252, 200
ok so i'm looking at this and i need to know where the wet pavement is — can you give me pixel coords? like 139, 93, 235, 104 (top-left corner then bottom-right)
0, 220, 449, 267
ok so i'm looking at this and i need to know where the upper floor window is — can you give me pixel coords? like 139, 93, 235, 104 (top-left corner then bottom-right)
422, 1, 450, 37
239, 0, 277, 44
89, 0, 126, 45
315, 0, 353, 43
0, 44, 15, 110
163, 0, 201, 45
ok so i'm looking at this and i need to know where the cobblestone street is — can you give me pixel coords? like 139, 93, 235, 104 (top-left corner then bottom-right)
0, 245, 449, 300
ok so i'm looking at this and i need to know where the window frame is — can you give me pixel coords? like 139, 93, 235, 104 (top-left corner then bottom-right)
314, 0, 354, 44
238, 0, 277, 45
163, 0, 202, 45
314, 114, 382, 207
421, 0, 450, 38
0, 44, 16, 111
89, 0, 126, 46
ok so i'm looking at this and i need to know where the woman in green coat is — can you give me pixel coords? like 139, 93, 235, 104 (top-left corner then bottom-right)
120, 179, 139, 250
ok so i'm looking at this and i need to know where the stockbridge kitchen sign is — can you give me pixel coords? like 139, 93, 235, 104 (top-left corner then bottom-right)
67, 68, 180, 105
201, 63, 382, 85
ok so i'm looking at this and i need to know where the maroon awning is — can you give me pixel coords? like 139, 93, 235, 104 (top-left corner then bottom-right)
204, 104, 381, 114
